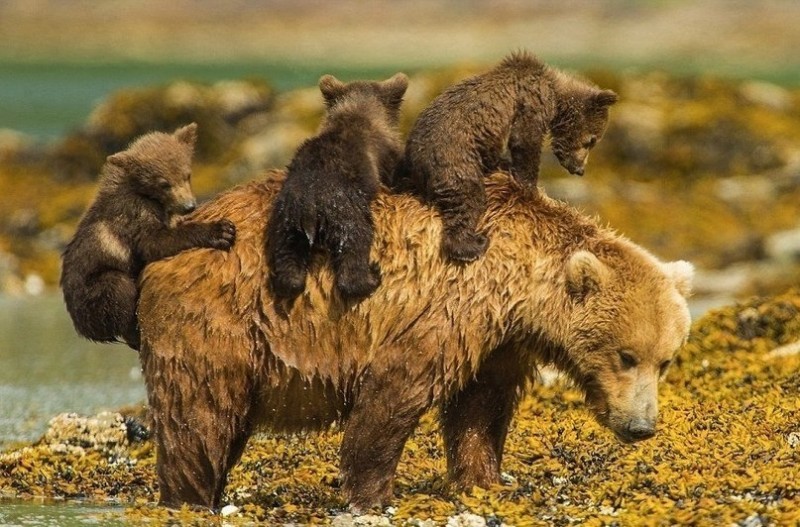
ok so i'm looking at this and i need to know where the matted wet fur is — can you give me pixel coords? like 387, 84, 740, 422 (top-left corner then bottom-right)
60, 123, 235, 350
266, 73, 408, 301
138, 170, 692, 511
400, 51, 617, 262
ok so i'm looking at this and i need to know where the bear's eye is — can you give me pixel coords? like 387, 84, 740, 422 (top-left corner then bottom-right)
156, 178, 171, 190
583, 135, 598, 149
659, 359, 672, 377
618, 350, 638, 370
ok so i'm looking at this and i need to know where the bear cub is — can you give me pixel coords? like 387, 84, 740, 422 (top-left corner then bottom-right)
60, 123, 236, 350
401, 51, 618, 262
267, 73, 408, 301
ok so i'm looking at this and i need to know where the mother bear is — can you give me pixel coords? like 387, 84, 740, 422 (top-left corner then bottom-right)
138, 170, 693, 511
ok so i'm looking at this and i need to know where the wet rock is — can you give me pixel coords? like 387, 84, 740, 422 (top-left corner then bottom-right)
331, 513, 391, 526
738, 513, 770, 527
715, 175, 776, 204
447, 512, 489, 527
0, 129, 36, 162
42, 412, 130, 456
53, 78, 274, 180
5, 208, 40, 237
765, 227, 800, 262
736, 307, 768, 340
739, 81, 793, 111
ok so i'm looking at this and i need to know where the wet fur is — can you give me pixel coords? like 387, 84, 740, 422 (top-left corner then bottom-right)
60, 124, 235, 350
400, 51, 617, 262
266, 74, 408, 301
138, 170, 691, 511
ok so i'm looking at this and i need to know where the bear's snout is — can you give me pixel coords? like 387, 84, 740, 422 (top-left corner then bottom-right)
621, 417, 656, 442
178, 200, 197, 214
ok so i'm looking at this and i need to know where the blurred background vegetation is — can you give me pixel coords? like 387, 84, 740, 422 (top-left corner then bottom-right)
2, 0, 800, 307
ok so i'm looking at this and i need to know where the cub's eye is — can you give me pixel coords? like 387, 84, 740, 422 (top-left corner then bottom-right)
659, 359, 672, 377
618, 350, 638, 370
156, 178, 171, 189
583, 135, 598, 149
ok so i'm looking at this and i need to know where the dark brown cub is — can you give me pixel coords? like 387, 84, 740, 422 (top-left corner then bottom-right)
401, 51, 617, 262
266, 73, 408, 301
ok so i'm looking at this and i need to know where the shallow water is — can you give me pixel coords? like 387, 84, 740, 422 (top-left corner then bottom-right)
0, 500, 125, 526
0, 294, 145, 450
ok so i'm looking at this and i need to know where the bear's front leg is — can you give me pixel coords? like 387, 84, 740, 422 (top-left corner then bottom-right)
141, 335, 255, 510
140, 220, 236, 263
440, 344, 527, 489
339, 367, 431, 512
508, 106, 545, 186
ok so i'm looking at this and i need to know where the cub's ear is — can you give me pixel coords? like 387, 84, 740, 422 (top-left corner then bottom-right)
662, 260, 694, 298
380, 73, 409, 106
593, 89, 618, 108
106, 151, 135, 170
319, 75, 346, 104
566, 250, 608, 301
173, 122, 198, 147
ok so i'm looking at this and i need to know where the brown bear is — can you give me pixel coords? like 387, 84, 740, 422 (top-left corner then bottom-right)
267, 73, 408, 301
399, 51, 618, 262
60, 123, 236, 350
137, 170, 692, 511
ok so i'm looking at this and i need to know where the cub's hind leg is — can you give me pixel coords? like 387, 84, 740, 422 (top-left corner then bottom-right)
267, 221, 312, 300
328, 202, 381, 301
428, 165, 488, 262
66, 270, 140, 350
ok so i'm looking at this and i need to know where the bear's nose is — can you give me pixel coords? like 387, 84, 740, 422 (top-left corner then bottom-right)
626, 418, 656, 441
180, 200, 197, 214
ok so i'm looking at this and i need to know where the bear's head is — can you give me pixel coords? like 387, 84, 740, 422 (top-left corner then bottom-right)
106, 123, 199, 217
318, 73, 409, 126
549, 80, 617, 177
563, 248, 693, 443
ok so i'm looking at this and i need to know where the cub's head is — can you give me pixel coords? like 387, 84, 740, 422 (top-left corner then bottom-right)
106, 123, 199, 217
563, 248, 693, 443
549, 78, 617, 176
318, 73, 409, 125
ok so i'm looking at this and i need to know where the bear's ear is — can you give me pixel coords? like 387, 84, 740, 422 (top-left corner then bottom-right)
566, 250, 608, 301
106, 151, 136, 170
173, 122, 198, 147
662, 260, 694, 298
379, 73, 409, 107
319, 75, 346, 104
593, 89, 618, 108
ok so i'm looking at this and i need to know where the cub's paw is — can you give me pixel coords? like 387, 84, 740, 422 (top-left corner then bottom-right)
207, 219, 236, 250
443, 230, 489, 263
336, 263, 382, 301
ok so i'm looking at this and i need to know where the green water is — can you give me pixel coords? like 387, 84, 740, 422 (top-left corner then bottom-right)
2, 58, 799, 140
0, 501, 124, 526
0, 60, 412, 138
0, 295, 145, 450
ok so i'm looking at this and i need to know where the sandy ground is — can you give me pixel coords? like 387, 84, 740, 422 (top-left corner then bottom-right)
1, 0, 799, 75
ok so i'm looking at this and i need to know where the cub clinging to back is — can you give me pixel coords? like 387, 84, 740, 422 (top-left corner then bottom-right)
60, 123, 236, 350
266, 73, 408, 301
401, 51, 618, 262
